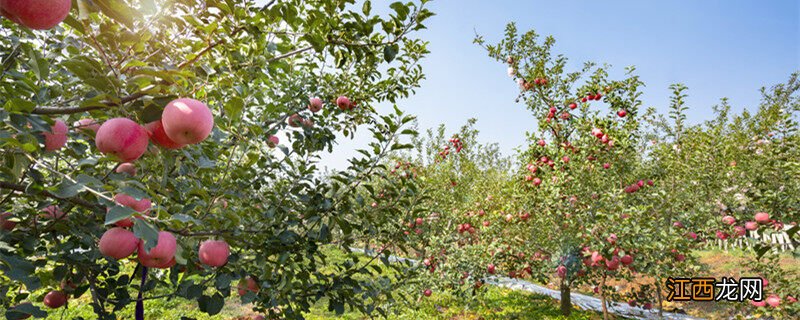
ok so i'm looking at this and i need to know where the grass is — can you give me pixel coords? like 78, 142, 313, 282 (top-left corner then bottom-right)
304, 286, 601, 320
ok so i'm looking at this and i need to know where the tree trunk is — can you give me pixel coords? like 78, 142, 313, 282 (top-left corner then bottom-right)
560, 279, 572, 316
656, 279, 664, 317
601, 274, 610, 320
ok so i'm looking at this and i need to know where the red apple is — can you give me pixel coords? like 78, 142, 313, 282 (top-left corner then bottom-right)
75, 118, 100, 135
733, 226, 746, 237
43, 119, 68, 151
591, 251, 604, 266
755, 212, 770, 224
621, 255, 633, 266
605, 256, 620, 271
137, 231, 177, 268
99, 228, 139, 259
43, 290, 67, 308
198, 239, 230, 267
116, 163, 137, 176
336, 96, 352, 110
603, 163, 611, 169
766, 295, 780, 307
532, 177, 542, 186
415, 217, 423, 226
1, 212, 17, 231
0, 0, 71, 30
750, 300, 766, 307
161, 98, 214, 144
237, 277, 259, 296
722, 215, 736, 225
308, 97, 323, 113
675, 253, 686, 262
537, 139, 546, 147
287, 114, 303, 127
617, 110, 627, 118
556, 265, 567, 278
745, 221, 758, 231
144, 120, 185, 149
96, 118, 149, 162
487, 264, 496, 274
267, 135, 279, 148
568, 103, 577, 110
562, 156, 570, 163
673, 221, 684, 228
686, 232, 698, 240
41, 205, 65, 220
606, 233, 617, 245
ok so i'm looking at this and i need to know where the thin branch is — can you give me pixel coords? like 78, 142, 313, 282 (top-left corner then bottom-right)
0, 181, 103, 212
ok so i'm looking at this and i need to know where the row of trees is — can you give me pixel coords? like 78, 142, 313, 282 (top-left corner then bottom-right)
398, 23, 799, 319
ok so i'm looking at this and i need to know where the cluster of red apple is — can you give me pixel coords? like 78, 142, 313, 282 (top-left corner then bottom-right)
403, 217, 425, 236
623, 179, 653, 194
456, 222, 476, 234
590, 127, 615, 148
580, 238, 635, 274
436, 136, 463, 161
390, 161, 417, 180
580, 92, 604, 103
0, 0, 71, 30
717, 211, 783, 241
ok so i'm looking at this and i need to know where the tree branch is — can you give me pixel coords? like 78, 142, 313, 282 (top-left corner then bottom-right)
0, 181, 103, 212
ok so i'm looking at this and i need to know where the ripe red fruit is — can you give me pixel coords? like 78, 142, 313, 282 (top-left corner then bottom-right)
587, 94, 596, 100
43, 120, 68, 151
41, 205, 66, 220
482, 221, 490, 227
99, 228, 139, 259
549, 107, 557, 114
237, 277, 259, 296
43, 290, 67, 308
336, 96, 352, 110
606, 233, 617, 245
591, 128, 603, 138
600, 134, 609, 144
766, 295, 781, 307
722, 215, 736, 225
198, 240, 230, 267
675, 253, 686, 262
287, 114, 303, 127
594, 93, 603, 100
787, 295, 797, 303
745, 221, 758, 231
308, 97, 323, 113
423, 289, 432, 297
144, 120, 185, 149
162, 98, 214, 145
75, 118, 100, 135
1, 212, 17, 231
733, 226, 746, 237
755, 212, 770, 224
556, 265, 567, 278
560, 112, 570, 120
562, 156, 570, 163
137, 231, 177, 268
621, 255, 633, 266
0, 0, 71, 30
532, 177, 542, 186
112, 193, 151, 227
605, 256, 620, 271
617, 110, 627, 118
647, 180, 654, 186
637, 180, 645, 187
686, 232, 698, 240
415, 217, 424, 226
673, 221, 684, 228
591, 251, 604, 266
568, 103, 577, 110
537, 139, 546, 147
96, 118, 149, 162
750, 300, 767, 307
116, 163, 137, 176
267, 135, 279, 148
487, 264, 496, 274
603, 163, 611, 169
581, 97, 588, 103
302, 118, 314, 129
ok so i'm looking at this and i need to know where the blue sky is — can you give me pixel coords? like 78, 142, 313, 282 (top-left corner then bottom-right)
320, 0, 800, 170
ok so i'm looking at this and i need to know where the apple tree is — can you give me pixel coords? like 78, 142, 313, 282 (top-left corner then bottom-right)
0, 0, 434, 319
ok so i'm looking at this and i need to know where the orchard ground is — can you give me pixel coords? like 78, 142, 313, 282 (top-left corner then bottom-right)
11, 246, 796, 320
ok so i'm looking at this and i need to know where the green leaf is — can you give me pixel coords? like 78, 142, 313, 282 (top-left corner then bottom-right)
51, 179, 85, 198
224, 97, 244, 119
133, 219, 160, 251
5, 303, 47, 320
93, 0, 141, 29
3, 98, 36, 113
0, 253, 41, 291
198, 293, 224, 315
105, 205, 137, 225
383, 44, 399, 63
